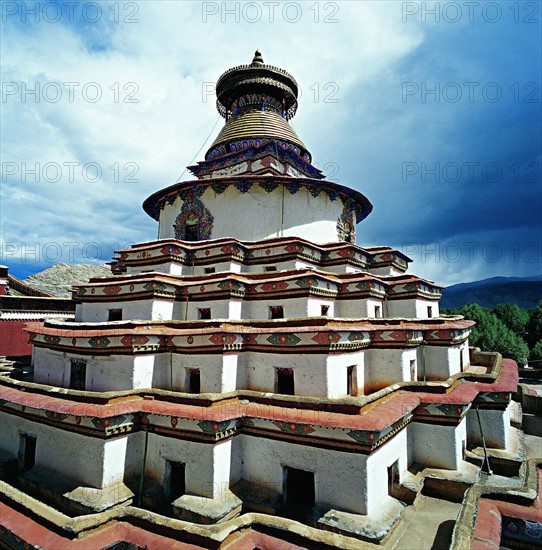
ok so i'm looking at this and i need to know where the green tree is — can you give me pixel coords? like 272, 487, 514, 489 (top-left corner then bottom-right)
529, 340, 542, 365
455, 304, 529, 366
526, 301, 542, 349
493, 303, 530, 338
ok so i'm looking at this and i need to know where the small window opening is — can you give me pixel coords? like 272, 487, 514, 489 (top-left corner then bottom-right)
187, 369, 201, 393
427, 306, 433, 318
204, 267, 215, 274
198, 308, 211, 320
19, 434, 37, 471
387, 460, 400, 496
184, 223, 200, 241
275, 368, 294, 395
265, 266, 277, 272
321, 305, 330, 316
70, 359, 87, 390
375, 305, 382, 318
108, 308, 122, 321
269, 306, 284, 319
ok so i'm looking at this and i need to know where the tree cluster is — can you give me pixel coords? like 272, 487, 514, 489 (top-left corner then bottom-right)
444, 301, 542, 367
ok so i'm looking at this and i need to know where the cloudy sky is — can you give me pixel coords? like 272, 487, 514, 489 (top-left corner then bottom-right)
1, 0, 540, 285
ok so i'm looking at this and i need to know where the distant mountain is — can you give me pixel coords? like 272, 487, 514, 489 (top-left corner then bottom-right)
23, 263, 111, 297
441, 276, 542, 310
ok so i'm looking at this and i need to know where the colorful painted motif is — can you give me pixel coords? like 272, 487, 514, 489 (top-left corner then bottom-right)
197, 420, 231, 433
88, 336, 111, 348
312, 332, 341, 345
266, 334, 301, 346
173, 193, 213, 241
337, 205, 355, 243
272, 421, 315, 435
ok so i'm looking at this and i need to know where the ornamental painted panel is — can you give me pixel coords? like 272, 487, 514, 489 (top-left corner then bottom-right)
173, 193, 213, 241
266, 333, 301, 346
272, 420, 315, 435
88, 336, 111, 348
312, 332, 341, 345
337, 205, 356, 243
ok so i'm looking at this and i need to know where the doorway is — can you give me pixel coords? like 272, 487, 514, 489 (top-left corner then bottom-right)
187, 369, 200, 393
168, 460, 186, 501
388, 460, 400, 496
284, 466, 315, 509
275, 368, 294, 395
19, 433, 36, 471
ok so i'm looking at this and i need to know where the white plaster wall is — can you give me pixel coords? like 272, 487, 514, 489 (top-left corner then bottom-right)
239, 434, 369, 514
0, 412, 107, 488
466, 403, 511, 449
33, 348, 69, 387
366, 348, 416, 393
86, 355, 141, 392
79, 300, 155, 323
128, 263, 184, 276
408, 418, 466, 469
248, 297, 306, 320
326, 352, 365, 398
424, 346, 461, 381
229, 300, 243, 320
386, 300, 417, 319
145, 432, 215, 498
307, 298, 335, 317
245, 352, 327, 397
365, 427, 408, 515
158, 186, 347, 244
338, 298, 381, 319
172, 299, 230, 321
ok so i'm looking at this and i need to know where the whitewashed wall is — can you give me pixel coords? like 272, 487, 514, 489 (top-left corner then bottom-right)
407, 418, 466, 469
466, 402, 511, 449
158, 186, 348, 244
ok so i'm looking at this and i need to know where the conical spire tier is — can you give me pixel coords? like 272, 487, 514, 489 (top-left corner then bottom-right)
215, 51, 299, 120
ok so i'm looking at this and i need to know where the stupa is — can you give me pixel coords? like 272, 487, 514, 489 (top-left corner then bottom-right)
0, 52, 521, 546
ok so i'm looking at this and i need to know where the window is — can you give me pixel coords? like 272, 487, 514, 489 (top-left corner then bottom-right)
427, 306, 433, 318
70, 359, 87, 390
167, 460, 186, 502
204, 267, 215, 274
187, 369, 200, 393
410, 359, 416, 382
375, 305, 382, 318
265, 266, 277, 272
460, 351, 464, 372
347, 366, 357, 396
269, 306, 284, 319
198, 308, 211, 320
387, 460, 399, 497
108, 308, 122, 321
321, 305, 330, 316
275, 368, 294, 395
18, 433, 36, 471
284, 466, 315, 509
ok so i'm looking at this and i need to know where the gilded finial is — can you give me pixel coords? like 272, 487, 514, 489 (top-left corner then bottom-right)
252, 50, 264, 65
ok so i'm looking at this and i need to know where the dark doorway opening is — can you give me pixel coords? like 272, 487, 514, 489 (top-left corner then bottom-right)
168, 460, 186, 501
184, 223, 200, 241
284, 466, 315, 509
70, 359, 87, 390
269, 305, 284, 319
187, 369, 200, 393
198, 308, 211, 320
108, 308, 122, 321
347, 365, 356, 396
388, 459, 400, 496
276, 368, 294, 395
19, 434, 36, 471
